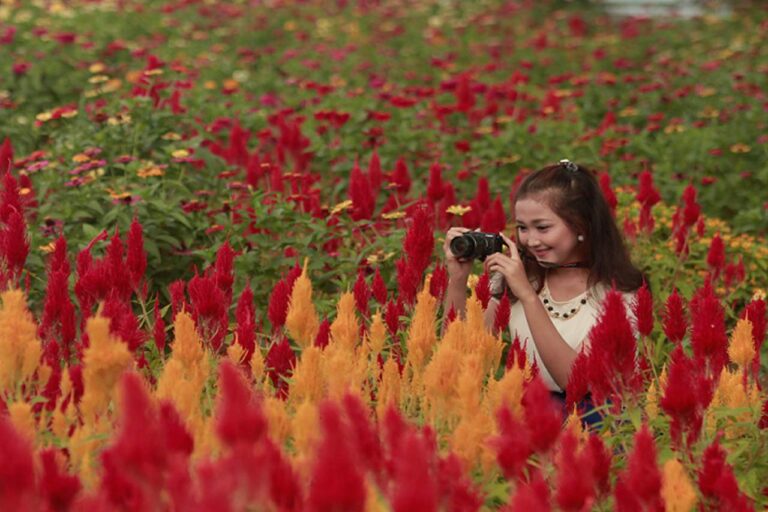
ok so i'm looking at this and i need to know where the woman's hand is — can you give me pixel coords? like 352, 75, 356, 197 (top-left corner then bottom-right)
483, 232, 536, 301
443, 227, 473, 284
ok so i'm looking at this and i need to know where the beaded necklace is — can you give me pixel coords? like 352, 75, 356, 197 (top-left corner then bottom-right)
540, 283, 591, 320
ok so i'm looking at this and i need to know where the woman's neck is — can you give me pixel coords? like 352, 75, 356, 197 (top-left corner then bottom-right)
545, 268, 590, 294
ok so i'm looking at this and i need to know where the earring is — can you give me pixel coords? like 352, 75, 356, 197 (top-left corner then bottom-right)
577, 235, 584, 242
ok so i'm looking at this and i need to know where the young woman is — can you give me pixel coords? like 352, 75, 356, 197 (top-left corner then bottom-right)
443, 160, 644, 397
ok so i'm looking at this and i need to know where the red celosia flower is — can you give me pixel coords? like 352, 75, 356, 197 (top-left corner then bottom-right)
308, 401, 367, 512
371, 267, 387, 304
759, 398, 768, 429
632, 281, 653, 337
662, 289, 687, 344
586, 434, 612, 494
342, 394, 383, 478
454, 73, 475, 113
493, 405, 532, 480
698, 437, 754, 510
426, 162, 444, 206
2, 210, 29, 283
353, 270, 370, 316
126, 218, 147, 292
389, 157, 411, 195
403, 203, 434, 279
0, 171, 22, 224
214, 241, 235, 304
39, 238, 76, 361
349, 159, 375, 221
493, 293, 511, 335
105, 228, 132, 300
39, 448, 82, 511
584, 288, 639, 405
565, 348, 590, 411
555, 430, 595, 511
314, 318, 331, 348
724, 256, 745, 288
681, 184, 701, 228
265, 337, 296, 399
216, 360, 267, 448
505, 335, 528, 371
384, 298, 404, 337
267, 278, 292, 333
0, 137, 13, 174
522, 377, 562, 453
153, 295, 166, 353
636, 171, 660, 233
435, 452, 483, 511
740, 298, 766, 379
660, 346, 706, 447
102, 293, 145, 352
99, 372, 192, 510
235, 283, 256, 363
507, 469, 550, 511
689, 282, 728, 375
188, 271, 228, 351
475, 272, 492, 309
391, 429, 438, 512
480, 196, 506, 233
395, 257, 420, 306
429, 263, 448, 302
168, 279, 186, 318
368, 150, 383, 193
706, 233, 726, 280
0, 415, 37, 510
613, 425, 663, 510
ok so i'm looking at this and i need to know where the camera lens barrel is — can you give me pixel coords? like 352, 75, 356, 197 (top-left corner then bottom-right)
450, 232, 505, 261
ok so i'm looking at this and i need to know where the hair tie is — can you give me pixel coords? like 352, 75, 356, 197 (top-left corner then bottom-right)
559, 159, 578, 173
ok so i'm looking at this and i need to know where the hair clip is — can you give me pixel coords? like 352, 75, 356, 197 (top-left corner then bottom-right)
559, 159, 578, 172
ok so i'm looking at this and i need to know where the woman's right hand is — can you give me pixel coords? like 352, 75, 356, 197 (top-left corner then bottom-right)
443, 227, 473, 284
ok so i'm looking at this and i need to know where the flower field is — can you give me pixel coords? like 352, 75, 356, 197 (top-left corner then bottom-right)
1, 0, 768, 509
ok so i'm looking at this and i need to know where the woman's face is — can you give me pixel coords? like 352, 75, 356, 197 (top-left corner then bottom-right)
514, 195, 583, 266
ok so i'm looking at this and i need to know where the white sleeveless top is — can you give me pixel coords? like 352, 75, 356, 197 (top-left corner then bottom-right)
504, 281, 637, 392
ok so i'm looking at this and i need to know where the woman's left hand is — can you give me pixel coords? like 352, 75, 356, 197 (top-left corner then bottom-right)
483, 233, 535, 301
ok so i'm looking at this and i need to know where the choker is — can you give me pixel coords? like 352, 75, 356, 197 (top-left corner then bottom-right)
537, 261, 589, 269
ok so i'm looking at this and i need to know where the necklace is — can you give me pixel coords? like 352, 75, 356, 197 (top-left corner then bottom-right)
540, 285, 591, 320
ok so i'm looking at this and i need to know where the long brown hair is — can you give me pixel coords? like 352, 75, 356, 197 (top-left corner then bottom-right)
513, 162, 644, 294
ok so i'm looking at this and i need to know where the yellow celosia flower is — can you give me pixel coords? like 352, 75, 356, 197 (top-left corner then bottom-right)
285, 259, 320, 348
727, 317, 754, 368
330, 292, 359, 350
324, 343, 368, 401
0, 289, 42, 394
8, 401, 35, 444
69, 416, 112, 489
661, 458, 697, 512
404, 286, 437, 369
423, 341, 462, 423
79, 315, 134, 421
487, 364, 529, 419
251, 347, 266, 387
290, 345, 324, 404
226, 342, 247, 366
563, 405, 585, 441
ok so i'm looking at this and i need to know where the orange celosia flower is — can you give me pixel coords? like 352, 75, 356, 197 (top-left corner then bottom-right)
263, 396, 290, 445
366, 312, 387, 356
330, 292, 359, 350
376, 358, 401, 419
487, 364, 529, 419
286, 259, 320, 348
79, 315, 133, 421
291, 400, 320, 477
423, 340, 462, 423
8, 401, 35, 444
645, 380, 659, 421
0, 289, 41, 394
404, 286, 437, 369
661, 458, 697, 512
290, 345, 325, 404
727, 317, 755, 369
69, 416, 111, 489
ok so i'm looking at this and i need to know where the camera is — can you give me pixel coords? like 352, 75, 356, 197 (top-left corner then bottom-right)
449, 232, 507, 261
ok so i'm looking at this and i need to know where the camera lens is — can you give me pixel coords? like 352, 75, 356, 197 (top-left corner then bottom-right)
450, 235, 475, 259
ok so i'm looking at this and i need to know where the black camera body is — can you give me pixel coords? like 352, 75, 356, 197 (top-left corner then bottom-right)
449, 232, 507, 261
